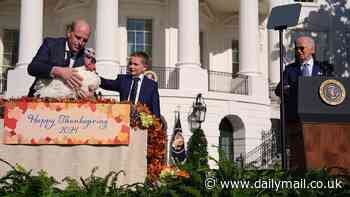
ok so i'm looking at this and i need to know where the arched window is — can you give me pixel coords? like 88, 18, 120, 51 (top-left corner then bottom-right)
219, 118, 233, 160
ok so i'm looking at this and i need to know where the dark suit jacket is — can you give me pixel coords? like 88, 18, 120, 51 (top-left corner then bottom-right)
100, 74, 161, 117
171, 146, 186, 163
275, 61, 323, 121
27, 37, 85, 97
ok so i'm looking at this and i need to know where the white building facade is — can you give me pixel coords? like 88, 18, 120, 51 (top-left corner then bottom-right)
0, 0, 348, 166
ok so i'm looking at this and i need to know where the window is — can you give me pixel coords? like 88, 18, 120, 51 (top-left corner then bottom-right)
127, 19, 152, 62
1, 29, 19, 94
219, 118, 234, 161
219, 130, 234, 160
232, 40, 239, 74
2, 29, 19, 67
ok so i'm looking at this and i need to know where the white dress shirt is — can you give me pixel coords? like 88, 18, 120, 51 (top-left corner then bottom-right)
65, 42, 76, 67
128, 74, 144, 104
301, 58, 314, 76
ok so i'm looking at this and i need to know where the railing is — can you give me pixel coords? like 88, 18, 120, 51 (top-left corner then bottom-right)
208, 70, 248, 95
120, 66, 179, 89
0, 67, 10, 119
0, 77, 7, 95
0, 65, 12, 95
241, 129, 281, 168
269, 83, 279, 103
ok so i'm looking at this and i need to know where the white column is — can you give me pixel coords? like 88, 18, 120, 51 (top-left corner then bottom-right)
17, 0, 43, 67
165, 0, 178, 67
95, 0, 119, 79
239, 0, 259, 76
268, 34, 280, 85
239, 0, 269, 101
177, 0, 207, 92
268, 0, 285, 85
178, 0, 200, 66
6, 0, 43, 98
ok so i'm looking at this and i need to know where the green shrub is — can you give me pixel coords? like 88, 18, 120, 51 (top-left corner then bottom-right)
0, 156, 349, 197
186, 128, 209, 171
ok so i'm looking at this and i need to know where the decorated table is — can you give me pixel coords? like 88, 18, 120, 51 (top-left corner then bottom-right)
0, 98, 166, 184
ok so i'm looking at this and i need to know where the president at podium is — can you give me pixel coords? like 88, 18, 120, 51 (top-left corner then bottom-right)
275, 36, 325, 169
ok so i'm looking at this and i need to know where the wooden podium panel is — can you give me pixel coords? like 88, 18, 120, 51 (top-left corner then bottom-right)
303, 122, 350, 171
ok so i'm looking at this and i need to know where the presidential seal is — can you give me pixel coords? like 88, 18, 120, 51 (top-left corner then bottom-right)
319, 79, 346, 106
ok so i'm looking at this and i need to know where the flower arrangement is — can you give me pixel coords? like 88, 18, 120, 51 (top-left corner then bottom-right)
139, 112, 154, 129
159, 165, 190, 183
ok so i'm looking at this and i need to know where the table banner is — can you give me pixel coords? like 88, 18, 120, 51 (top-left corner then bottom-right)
3, 101, 130, 145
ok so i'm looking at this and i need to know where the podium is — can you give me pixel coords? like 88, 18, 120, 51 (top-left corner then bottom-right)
0, 101, 148, 185
298, 77, 350, 171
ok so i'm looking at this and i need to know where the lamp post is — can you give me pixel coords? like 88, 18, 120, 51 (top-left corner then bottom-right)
187, 93, 209, 168
189, 93, 207, 129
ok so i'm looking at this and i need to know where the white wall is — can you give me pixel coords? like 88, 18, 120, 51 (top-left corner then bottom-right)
119, 0, 166, 67
159, 89, 272, 167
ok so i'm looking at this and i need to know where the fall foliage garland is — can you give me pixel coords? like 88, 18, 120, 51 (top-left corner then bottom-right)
131, 103, 166, 182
